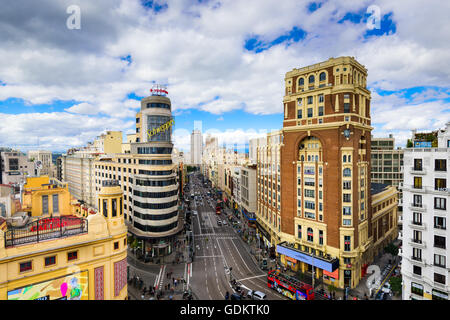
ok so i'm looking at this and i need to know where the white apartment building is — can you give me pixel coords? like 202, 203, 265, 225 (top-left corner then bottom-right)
0, 151, 34, 185
401, 122, 450, 300
190, 129, 203, 166
241, 164, 257, 220
28, 150, 52, 176
256, 131, 282, 248
61, 131, 123, 206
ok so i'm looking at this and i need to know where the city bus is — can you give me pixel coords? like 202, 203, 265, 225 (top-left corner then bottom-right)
267, 269, 315, 300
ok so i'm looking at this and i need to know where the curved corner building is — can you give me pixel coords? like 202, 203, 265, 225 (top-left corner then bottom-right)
128, 93, 182, 257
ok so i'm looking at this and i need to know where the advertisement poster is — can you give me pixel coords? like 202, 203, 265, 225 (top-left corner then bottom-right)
7, 271, 89, 300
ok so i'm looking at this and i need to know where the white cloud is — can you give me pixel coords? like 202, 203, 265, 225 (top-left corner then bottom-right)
0, 0, 448, 151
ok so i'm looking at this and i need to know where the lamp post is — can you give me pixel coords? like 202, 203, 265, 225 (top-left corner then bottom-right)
311, 253, 315, 289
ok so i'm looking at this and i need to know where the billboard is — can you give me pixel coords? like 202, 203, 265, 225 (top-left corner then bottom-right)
7, 271, 89, 300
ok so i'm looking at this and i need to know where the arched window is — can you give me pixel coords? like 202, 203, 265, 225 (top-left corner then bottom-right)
343, 155, 347, 163
301, 155, 304, 161
343, 168, 351, 177
307, 228, 313, 242
308, 155, 311, 162
299, 78, 304, 86
319, 72, 326, 82
309, 75, 315, 83
315, 155, 318, 162
348, 155, 351, 162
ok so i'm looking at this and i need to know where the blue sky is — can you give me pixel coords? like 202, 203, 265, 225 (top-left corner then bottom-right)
0, 0, 448, 152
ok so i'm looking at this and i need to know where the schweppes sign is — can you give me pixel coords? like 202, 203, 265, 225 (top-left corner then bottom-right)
147, 119, 174, 138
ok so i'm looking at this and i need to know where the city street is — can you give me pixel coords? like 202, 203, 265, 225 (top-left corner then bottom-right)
187, 172, 287, 300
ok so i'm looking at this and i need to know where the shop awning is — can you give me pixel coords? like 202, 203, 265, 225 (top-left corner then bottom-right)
276, 242, 339, 272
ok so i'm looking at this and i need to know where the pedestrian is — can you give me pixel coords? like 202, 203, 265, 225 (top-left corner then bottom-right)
174, 279, 177, 287
173, 277, 175, 284
168, 283, 171, 290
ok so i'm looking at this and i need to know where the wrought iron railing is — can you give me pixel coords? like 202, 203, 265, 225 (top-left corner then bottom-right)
4, 216, 88, 248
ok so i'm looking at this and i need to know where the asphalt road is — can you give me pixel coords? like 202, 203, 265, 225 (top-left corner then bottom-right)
187, 173, 287, 300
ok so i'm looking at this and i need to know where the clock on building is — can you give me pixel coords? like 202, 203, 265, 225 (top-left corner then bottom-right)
343, 129, 351, 138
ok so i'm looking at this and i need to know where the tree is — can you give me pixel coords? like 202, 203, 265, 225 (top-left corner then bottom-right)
384, 242, 399, 258
406, 139, 413, 148
389, 276, 402, 296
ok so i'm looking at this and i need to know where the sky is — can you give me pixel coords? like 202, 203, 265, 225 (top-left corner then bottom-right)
0, 0, 449, 153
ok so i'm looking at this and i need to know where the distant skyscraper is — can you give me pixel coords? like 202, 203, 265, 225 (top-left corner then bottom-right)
191, 129, 203, 165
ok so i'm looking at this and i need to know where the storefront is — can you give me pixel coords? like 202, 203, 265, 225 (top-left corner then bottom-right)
276, 242, 339, 279
242, 208, 256, 229
256, 220, 271, 249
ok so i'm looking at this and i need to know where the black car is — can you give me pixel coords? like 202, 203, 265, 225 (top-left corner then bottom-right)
230, 293, 241, 300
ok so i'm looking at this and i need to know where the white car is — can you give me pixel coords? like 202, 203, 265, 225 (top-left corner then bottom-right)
192, 210, 198, 216
247, 290, 266, 300
381, 282, 392, 294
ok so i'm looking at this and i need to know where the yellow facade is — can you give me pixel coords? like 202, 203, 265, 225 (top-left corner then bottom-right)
22, 176, 73, 217
103, 131, 123, 154
0, 180, 128, 300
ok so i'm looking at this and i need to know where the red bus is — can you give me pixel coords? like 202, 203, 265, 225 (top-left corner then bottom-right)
267, 269, 315, 300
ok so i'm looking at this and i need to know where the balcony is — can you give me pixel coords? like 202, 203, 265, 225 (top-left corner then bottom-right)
4, 216, 88, 248
409, 239, 426, 248
409, 221, 426, 230
409, 203, 426, 212
410, 167, 426, 175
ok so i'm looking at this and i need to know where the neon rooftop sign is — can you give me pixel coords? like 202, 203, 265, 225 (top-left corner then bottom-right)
150, 84, 168, 96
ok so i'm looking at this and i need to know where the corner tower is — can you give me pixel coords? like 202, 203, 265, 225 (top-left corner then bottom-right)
279, 57, 373, 289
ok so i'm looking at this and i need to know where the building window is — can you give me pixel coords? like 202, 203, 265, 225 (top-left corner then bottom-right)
307, 96, 313, 104
413, 194, 422, 207
414, 159, 422, 171
411, 283, 423, 296
435, 159, 447, 171
42, 195, 48, 214
68, 251, 78, 261
343, 168, 351, 177
344, 236, 351, 251
434, 254, 446, 268
343, 194, 351, 202
343, 206, 351, 215
413, 212, 422, 225
434, 235, 446, 249
319, 72, 326, 82
434, 273, 446, 285
343, 181, 351, 189
318, 106, 324, 116
19, 261, 32, 273
319, 230, 323, 245
307, 228, 313, 242
297, 109, 302, 119
114, 241, 119, 250
413, 265, 422, 276
298, 78, 304, 86
52, 194, 59, 213
413, 248, 422, 261
413, 177, 422, 189
298, 225, 302, 239
434, 216, 446, 230
432, 289, 448, 300
343, 219, 351, 226
413, 230, 422, 244
435, 178, 446, 191
343, 103, 350, 113
318, 94, 324, 103
434, 197, 446, 210
308, 75, 315, 83
45, 256, 56, 267
307, 108, 313, 117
